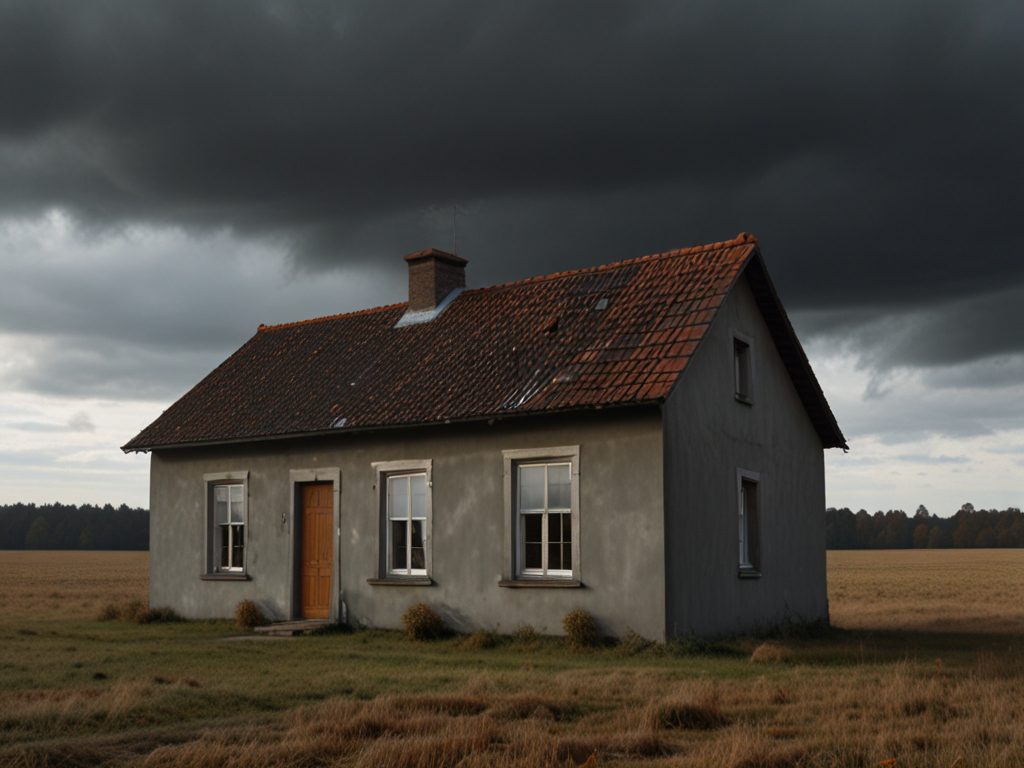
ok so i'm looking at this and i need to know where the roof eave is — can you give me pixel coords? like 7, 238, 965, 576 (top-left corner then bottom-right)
121, 399, 667, 453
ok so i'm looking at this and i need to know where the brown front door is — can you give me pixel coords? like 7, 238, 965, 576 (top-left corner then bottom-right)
300, 483, 333, 619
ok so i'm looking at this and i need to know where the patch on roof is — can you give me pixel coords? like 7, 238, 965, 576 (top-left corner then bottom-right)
394, 288, 463, 327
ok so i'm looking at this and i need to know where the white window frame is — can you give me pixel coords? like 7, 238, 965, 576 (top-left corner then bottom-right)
733, 331, 754, 404
203, 470, 249, 575
737, 468, 761, 576
516, 461, 573, 577
502, 446, 580, 582
372, 460, 432, 579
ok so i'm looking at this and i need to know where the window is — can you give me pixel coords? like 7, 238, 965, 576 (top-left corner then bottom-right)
387, 472, 427, 575
517, 461, 572, 576
213, 483, 245, 572
372, 460, 432, 581
202, 471, 249, 579
738, 471, 760, 575
734, 335, 752, 403
502, 446, 580, 584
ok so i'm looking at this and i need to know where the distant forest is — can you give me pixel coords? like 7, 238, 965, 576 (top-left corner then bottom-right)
826, 504, 1024, 549
1, 502, 1022, 551
0, 503, 148, 550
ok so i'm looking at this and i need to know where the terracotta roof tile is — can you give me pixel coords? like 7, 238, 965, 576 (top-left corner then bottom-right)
123, 232, 847, 451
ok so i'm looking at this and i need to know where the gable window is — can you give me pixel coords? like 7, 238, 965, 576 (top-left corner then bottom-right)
734, 334, 753, 403
202, 471, 249, 578
371, 460, 432, 582
501, 446, 580, 585
737, 470, 760, 576
388, 472, 428, 575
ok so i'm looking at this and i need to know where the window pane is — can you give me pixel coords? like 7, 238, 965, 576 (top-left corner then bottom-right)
218, 524, 230, 568
391, 520, 407, 570
519, 465, 545, 510
522, 512, 542, 544
561, 512, 572, 543
548, 464, 571, 509
214, 485, 229, 525
230, 496, 244, 524
547, 512, 562, 544
563, 542, 572, 571
388, 476, 409, 520
410, 474, 426, 519
548, 542, 562, 571
232, 525, 244, 568
410, 546, 425, 570
524, 543, 542, 570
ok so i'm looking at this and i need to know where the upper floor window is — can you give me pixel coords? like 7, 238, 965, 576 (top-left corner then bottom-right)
734, 334, 753, 403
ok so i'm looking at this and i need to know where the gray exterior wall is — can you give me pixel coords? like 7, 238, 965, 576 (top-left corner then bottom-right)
662, 273, 828, 637
149, 409, 667, 640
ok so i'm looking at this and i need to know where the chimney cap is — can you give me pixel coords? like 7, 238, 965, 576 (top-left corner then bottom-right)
403, 247, 467, 266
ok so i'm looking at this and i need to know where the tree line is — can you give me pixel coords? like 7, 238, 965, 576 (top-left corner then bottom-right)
2, 501, 1021, 551
0, 503, 148, 550
825, 504, 1024, 549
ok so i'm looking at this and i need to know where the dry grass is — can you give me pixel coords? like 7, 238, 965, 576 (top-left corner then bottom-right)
0, 551, 146, 622
828, 549, 1024, 633
749, 642, 793, 664
1, 549, 1024, 766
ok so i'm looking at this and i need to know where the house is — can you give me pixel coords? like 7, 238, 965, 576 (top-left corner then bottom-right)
123, 233, 846, 639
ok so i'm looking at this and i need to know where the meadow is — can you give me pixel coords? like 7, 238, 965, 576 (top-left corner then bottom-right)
0, 549, 1022, 767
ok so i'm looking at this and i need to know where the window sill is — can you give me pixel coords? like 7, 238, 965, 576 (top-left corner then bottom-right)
734, 394, 753, 406
200, 573, 250, 581
366, 577, 434, 587
498, 578, 583, 588
737, 568, 761, 579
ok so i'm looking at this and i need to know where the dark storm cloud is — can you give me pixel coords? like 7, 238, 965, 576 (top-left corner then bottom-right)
1, 0, 1022, 374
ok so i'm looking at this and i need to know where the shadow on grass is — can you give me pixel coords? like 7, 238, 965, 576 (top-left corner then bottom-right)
773, 624, 1024, 671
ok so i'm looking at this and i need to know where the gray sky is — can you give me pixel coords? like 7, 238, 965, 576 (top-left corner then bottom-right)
1, 0, 1022, 514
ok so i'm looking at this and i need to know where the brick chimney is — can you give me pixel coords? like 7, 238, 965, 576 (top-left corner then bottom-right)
403, 248, 467, 312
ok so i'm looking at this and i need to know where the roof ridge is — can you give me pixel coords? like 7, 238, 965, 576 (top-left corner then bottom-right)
254, 232, 757, 332
465, 232, 758, 294
258, 300, 407, 332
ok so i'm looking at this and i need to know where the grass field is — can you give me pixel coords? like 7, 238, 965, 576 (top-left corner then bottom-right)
1, 550, 1022, 767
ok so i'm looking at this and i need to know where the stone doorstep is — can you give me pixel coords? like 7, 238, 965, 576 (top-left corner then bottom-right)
252, 619, 330, 637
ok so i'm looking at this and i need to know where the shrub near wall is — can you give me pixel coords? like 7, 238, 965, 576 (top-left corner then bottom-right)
563, 609, 600, 650
401, 603, 447, 641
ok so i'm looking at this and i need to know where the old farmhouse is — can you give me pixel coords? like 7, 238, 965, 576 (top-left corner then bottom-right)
123, 233, 846, 639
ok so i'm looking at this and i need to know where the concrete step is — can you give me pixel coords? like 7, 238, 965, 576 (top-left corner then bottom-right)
253, 619, 330, 637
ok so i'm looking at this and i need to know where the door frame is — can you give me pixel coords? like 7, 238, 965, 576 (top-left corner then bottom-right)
288, 468, 341, 622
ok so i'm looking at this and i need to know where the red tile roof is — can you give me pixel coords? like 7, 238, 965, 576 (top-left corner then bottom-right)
123, 233, 846, 451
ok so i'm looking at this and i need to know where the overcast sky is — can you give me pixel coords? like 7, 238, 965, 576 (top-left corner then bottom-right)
1, 0, 1021, 515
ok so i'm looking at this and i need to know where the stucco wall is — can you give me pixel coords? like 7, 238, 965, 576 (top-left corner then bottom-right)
149, 409, 666, 639
662, 272, 828, 637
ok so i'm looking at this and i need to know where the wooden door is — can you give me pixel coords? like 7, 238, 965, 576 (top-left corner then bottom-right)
301, 483, 333, 619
